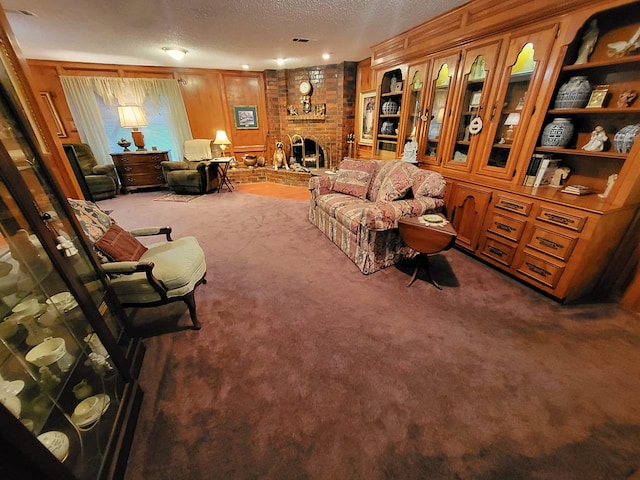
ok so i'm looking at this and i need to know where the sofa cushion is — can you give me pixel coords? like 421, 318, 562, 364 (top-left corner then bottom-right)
333, 159, 376, 199
95, 223, 148, 261
368, 161, 400, 201
412, 169, 447, 198
376, 162, 415, 202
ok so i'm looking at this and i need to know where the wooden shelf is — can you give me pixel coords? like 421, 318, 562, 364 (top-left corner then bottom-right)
535, 146, 627, 159
548, 107, 640, 115
562, 54, 640, 71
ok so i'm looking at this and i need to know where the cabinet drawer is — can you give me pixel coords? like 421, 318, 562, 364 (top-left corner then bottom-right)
527, 226, 577, 261
480, 235, 516, 267
120, 173, 166, 187
494, 195, 532, 216
515, 252, 564, 288
117, 163, 163, 175
537, 207, 586, 232
486, 212, 526, 242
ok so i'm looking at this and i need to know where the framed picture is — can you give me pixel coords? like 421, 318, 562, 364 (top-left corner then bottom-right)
586, 85, 609, 108
39, 92, 67, 138
469, 91, 482, 110
359, 91, 376, 145
233, 105, 259, 129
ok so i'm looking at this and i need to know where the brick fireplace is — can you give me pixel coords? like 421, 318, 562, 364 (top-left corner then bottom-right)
264, 62, 357, 171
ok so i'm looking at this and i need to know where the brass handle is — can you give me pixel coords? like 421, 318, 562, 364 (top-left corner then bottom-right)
499, 201, 523, 211
495, 222, 515, 232
544, 213, 572, 225
488, 246, 505, 257
526, 262, 550, 277
536, 237, 563, 250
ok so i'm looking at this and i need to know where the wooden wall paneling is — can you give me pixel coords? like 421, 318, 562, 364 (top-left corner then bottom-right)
179, 71, 227, 140
223, 72, 268, 159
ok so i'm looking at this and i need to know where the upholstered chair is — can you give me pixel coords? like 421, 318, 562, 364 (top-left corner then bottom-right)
68, 198, 206, 329
63, 143, 118, 201
161, 139, 219, 194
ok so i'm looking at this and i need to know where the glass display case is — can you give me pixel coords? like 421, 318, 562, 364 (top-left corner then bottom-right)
419, 52, 460, 166
375, 68, 405, 158
442, 41, 502, 172
0, 29, 143, 480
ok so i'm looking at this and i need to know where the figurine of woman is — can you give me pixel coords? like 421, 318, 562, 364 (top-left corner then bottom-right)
582, 125, 608, 151
599, 173, 618, 199
575, 20, 599, 64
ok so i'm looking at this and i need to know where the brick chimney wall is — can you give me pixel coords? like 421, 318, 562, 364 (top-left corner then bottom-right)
265, 62, 357, 169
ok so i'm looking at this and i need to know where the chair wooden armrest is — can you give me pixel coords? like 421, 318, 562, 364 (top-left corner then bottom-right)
101, 261, 167, 297
129, 226, 173, 241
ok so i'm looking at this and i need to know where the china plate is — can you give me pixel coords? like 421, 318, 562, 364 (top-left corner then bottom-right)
422, 214, 444, 223
71, 394, 110, 427
37, 431, 69, 462
0, 379, 25, 396
324, 170, 338, 175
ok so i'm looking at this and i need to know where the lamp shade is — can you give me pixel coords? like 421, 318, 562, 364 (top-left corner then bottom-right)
118, 105, 148, 128
504, 112, 521, 126
213, 130, 231, 145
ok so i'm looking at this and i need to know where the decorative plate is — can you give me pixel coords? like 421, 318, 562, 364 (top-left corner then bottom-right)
422, 214, 444, 223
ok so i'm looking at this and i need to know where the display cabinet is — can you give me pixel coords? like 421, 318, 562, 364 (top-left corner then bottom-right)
418, 52, 460, 166
442, 40, 502, 173
0, 26, 143, 480
374, 67, 406, 158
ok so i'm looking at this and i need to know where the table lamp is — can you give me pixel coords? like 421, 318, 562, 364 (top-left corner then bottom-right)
503, 112, 520, 144
213, 130, 231, 155
118, 105, 148, 151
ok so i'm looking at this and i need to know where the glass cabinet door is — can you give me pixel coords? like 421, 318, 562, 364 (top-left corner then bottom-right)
375, 67, 405, 158
419, 52, 460, 166
0, 56, 140, 479
476, 26, 558, 179
402, 64, 426, 147
442, 41, 502, 172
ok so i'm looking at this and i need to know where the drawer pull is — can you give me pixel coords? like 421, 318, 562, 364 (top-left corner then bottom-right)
495, 222, 515, 233
499, 201, 523, 211
123, 166, 132, 172
488, 246, 505, 257
526, 262, 550, 277
543, 213, 573, 225
154, 165, 162, 170
536, 237, 563, 250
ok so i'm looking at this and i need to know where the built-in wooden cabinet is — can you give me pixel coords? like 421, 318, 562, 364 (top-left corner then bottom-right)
367, 0, 640, 302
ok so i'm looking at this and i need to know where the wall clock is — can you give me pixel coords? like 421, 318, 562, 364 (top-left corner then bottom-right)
299, 80, 312, 95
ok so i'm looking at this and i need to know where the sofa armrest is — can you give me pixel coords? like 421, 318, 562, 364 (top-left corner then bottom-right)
92, 164, 115, 175
309, 175, 337, 204
161, 161, 189, 171
363, 197, 445, 231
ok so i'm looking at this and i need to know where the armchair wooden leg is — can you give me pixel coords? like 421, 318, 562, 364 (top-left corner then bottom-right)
183, 291, 201, 330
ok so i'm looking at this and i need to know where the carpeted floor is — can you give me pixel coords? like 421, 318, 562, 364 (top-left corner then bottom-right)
96, 189, 640, 480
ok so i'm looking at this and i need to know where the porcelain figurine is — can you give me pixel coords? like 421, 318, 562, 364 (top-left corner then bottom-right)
582, 125, 608, 151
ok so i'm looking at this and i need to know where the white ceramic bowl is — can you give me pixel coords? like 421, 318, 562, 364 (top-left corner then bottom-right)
12, 298, 41, 317
46, 292, 73, 309
0, 391, 21, 418
25, 337, 67, 367
37, 431, 69, 462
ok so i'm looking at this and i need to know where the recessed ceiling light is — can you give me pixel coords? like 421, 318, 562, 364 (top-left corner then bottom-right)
322, 53, 331, 60
242, 64, 250, 70
162, 47, 187, 60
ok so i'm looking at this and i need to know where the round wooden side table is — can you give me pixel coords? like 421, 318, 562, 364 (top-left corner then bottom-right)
398, 214, 457, 288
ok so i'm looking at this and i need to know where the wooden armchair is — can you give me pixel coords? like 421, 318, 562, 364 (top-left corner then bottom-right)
67, 198, 206, 329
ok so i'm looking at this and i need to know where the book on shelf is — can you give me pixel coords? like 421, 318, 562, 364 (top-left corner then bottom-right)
533, 158, 561, 187
523, 153, 551, 186
561, 184, 593, 195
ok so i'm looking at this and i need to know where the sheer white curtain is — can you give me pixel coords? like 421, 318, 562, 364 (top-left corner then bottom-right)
60, 76, 192, 163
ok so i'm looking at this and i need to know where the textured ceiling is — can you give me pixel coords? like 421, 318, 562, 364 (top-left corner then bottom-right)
3, 0, 468, 70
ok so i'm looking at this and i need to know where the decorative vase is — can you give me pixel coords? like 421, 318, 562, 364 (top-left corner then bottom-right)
257, 156, 266, 167
382, 99, 398, 115
381, 120, 395, 135
541, 118, 574, 147
613, 124, 640, 153
554, 76, 591, 109
243, 154, 257, 167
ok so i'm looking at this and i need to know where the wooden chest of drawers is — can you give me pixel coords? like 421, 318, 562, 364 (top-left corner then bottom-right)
110, 150, 169, 193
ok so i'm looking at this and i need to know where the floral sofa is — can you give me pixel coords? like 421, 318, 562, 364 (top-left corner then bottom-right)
309, 158, 446, 274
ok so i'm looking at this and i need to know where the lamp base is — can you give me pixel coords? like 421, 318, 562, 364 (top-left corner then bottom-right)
131, 129, 145, 151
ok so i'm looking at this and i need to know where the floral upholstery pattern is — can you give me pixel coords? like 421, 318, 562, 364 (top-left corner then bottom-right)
67, 198, 112, 244
412, 169, 447, 198
309, 159, 446, 274
376, 162, 414, 202
332, 158, 377, 199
